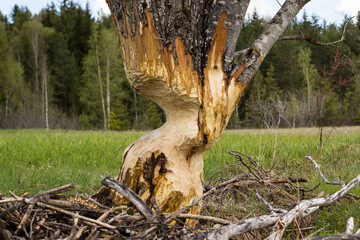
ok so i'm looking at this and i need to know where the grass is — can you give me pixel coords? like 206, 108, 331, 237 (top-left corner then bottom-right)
0, 127, 359, 236
205, 127, 360, 195
0, 130, 143, 195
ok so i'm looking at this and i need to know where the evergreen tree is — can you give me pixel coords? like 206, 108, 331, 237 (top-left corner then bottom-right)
0, 19, 26, 127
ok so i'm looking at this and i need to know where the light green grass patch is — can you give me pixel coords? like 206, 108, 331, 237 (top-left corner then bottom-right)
1, 127, 359, 195
0, 129, 142, 195
0, 127, 359, 236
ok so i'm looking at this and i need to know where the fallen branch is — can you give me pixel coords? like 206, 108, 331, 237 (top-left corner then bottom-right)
268, 174, 360, 240
191, 213, 282, 239
101, 177, 155, 221
256, 192, 287, 214
36, 202, 116, 229
234, 178, 307, 187
0, 184, 74, 205
305, 156, 345, 187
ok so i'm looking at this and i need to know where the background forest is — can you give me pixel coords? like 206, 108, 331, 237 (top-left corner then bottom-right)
0, 1, 360, 130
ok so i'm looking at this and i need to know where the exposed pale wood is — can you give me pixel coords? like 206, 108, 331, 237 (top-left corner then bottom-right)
346, 217, 354, 235
97, 206, 125, 222
9, 191, 21, 200
0, 198, 21, 204
105, 0, 313, 215
17, 203, 35, 230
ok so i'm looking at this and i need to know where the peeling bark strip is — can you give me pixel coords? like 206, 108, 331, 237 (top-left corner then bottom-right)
105, 0, 313, 215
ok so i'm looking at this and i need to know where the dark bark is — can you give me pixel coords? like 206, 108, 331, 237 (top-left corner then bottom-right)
107, 0, 249, 78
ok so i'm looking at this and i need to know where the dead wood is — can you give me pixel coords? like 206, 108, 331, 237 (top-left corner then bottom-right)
101, 176, 155, 221
1, 154, 358, 239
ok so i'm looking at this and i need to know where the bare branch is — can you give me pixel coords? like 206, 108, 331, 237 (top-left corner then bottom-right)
268, 173, 360, 240
256, 192, 287, 214
305, 156, 345, 187
0, 184, 74, 204
279, 17, 354, 46
36, 202, 116, 229
233, 0, 311, 83
191, 213, 282, 240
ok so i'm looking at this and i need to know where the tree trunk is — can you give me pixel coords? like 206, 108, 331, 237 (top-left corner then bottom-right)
42, 55, 49, 130
106, 0, 311, 214
95, 39, 108, 131
29, 31, 39, 116
5, 91, 11, 119
106, 58, 111, 130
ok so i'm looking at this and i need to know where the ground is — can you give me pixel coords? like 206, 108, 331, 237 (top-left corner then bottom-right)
0, 126, 359, 236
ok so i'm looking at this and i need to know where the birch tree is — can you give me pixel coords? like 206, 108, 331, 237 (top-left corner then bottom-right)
24, 20, 41, 114
80, 22, 125, 130
297, 47, 320, 126
41, 54, 49, 130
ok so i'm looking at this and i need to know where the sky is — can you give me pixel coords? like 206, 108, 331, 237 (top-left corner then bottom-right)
0, 0, 359, 25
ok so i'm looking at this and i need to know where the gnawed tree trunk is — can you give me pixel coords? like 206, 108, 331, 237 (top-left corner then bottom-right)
106, 0, 311, 214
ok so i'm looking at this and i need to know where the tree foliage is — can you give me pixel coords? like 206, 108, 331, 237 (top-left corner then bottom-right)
0, 4, 359, 129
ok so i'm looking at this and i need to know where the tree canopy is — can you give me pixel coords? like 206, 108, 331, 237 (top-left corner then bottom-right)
0, 2, 359, 129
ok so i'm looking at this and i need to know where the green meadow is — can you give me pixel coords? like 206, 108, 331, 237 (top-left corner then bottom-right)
1, 127, 360, 235
0, 127, 359, 196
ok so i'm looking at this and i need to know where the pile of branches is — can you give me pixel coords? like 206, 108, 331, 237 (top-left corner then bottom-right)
1, 152, 360, 239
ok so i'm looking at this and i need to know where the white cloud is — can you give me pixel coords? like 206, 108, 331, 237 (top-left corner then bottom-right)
246, 0, 279, 19
337, 0, 360, 17
92, 0, 110, 17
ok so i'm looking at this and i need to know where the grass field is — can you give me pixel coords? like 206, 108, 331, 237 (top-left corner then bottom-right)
0, 127, 360, 235
1, 127, 359, 195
